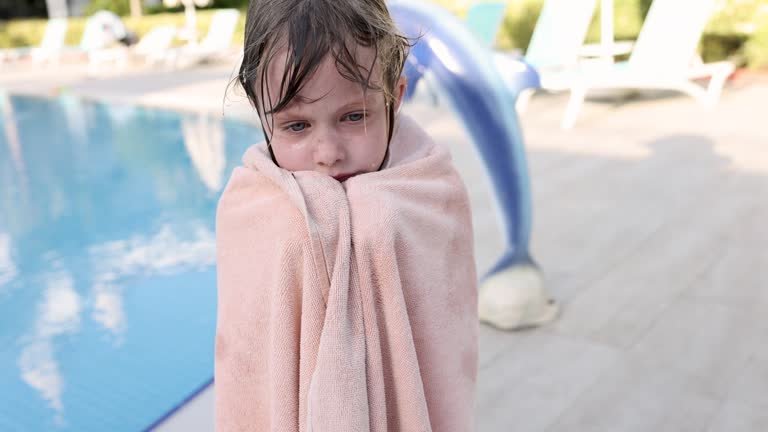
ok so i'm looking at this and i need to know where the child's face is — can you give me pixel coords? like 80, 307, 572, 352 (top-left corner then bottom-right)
262, 46, 406, 181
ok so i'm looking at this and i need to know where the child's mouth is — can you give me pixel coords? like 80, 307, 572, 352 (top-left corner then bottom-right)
332, 173, 357, 182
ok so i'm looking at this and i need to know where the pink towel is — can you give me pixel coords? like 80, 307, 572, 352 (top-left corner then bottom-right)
215, 115, 478, 432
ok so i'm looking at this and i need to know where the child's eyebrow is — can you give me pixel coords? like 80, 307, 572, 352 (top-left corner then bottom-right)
340, 92, 380, 109
270, 95, 318, 115
275, 90, 380, 115
337, 99, 370, 112
280, 95, 315, 109
278, 91, 334, 111
292, 95, 316, 104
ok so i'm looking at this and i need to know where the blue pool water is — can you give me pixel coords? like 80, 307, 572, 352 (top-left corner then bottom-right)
0, 94, 259, 431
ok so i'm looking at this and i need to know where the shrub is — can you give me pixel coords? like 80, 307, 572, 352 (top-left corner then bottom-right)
492, 0, 767, 68
2, 0, 767, 69
84, 0, 246, 17
497, 0, 645, 52
743, 13, 768, 68
0, 9, 246, 48
84, 0, 131, 16
497, 0, 541, 52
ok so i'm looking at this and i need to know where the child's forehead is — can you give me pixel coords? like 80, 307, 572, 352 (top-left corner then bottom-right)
277, 87, 382, 113
265, 42, 381, 84
263, 44, 383, 102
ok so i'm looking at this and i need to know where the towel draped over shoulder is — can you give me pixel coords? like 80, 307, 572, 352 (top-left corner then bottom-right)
215, 115, 478, 432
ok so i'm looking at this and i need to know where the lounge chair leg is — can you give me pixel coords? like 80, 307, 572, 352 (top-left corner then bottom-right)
705, 63, 735, 105
516, 88, 535, 114
677, 81, 711, 106
562, 84, 586, 129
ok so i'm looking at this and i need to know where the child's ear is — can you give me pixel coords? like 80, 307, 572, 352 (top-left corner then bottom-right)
393, 75, 407, 113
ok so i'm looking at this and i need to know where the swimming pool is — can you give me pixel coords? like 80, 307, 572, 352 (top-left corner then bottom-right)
0, 94, 258, 431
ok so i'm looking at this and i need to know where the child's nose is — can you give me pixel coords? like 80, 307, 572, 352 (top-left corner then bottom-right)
313, 129, 344, 168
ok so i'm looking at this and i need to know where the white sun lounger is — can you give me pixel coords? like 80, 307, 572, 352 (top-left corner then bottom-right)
561, 0, 735, 128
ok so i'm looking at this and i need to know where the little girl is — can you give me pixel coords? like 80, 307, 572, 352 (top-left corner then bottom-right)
215, 1, 478, 430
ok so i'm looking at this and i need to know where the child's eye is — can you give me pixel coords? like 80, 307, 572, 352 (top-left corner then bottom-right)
344, 112, 366, 122
286, 122, 308, 132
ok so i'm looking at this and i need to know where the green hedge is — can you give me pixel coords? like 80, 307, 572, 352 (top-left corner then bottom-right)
83, 0, 130, 16
744, 13, 768, 68
0, 9, 246, 49
84, 0, 248, 16
1, 1, 767, 69
438, 0, 768, 69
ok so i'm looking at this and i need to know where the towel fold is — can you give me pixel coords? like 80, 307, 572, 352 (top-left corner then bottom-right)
215, 115, 478, 432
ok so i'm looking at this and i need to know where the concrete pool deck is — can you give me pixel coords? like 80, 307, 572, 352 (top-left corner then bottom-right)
2, 60, 767, 431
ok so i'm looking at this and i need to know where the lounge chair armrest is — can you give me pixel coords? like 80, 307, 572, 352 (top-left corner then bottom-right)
579, 41, 634, 58
688, 60, 735, 80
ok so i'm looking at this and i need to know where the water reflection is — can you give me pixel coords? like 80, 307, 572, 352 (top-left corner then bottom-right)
91, 279, 126, 340
183, 113, 226, 192
0, 94, 259, 430
0, 233, 18, 290
1, 92, 30, 228
88, 222, 216, 341
89, 223, 216, 278
1, 92, 26, 177
18, 264, 82, 427
59, 94, 88, 147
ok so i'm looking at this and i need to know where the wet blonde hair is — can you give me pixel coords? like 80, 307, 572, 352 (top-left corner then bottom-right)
237, 0, 410, 144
